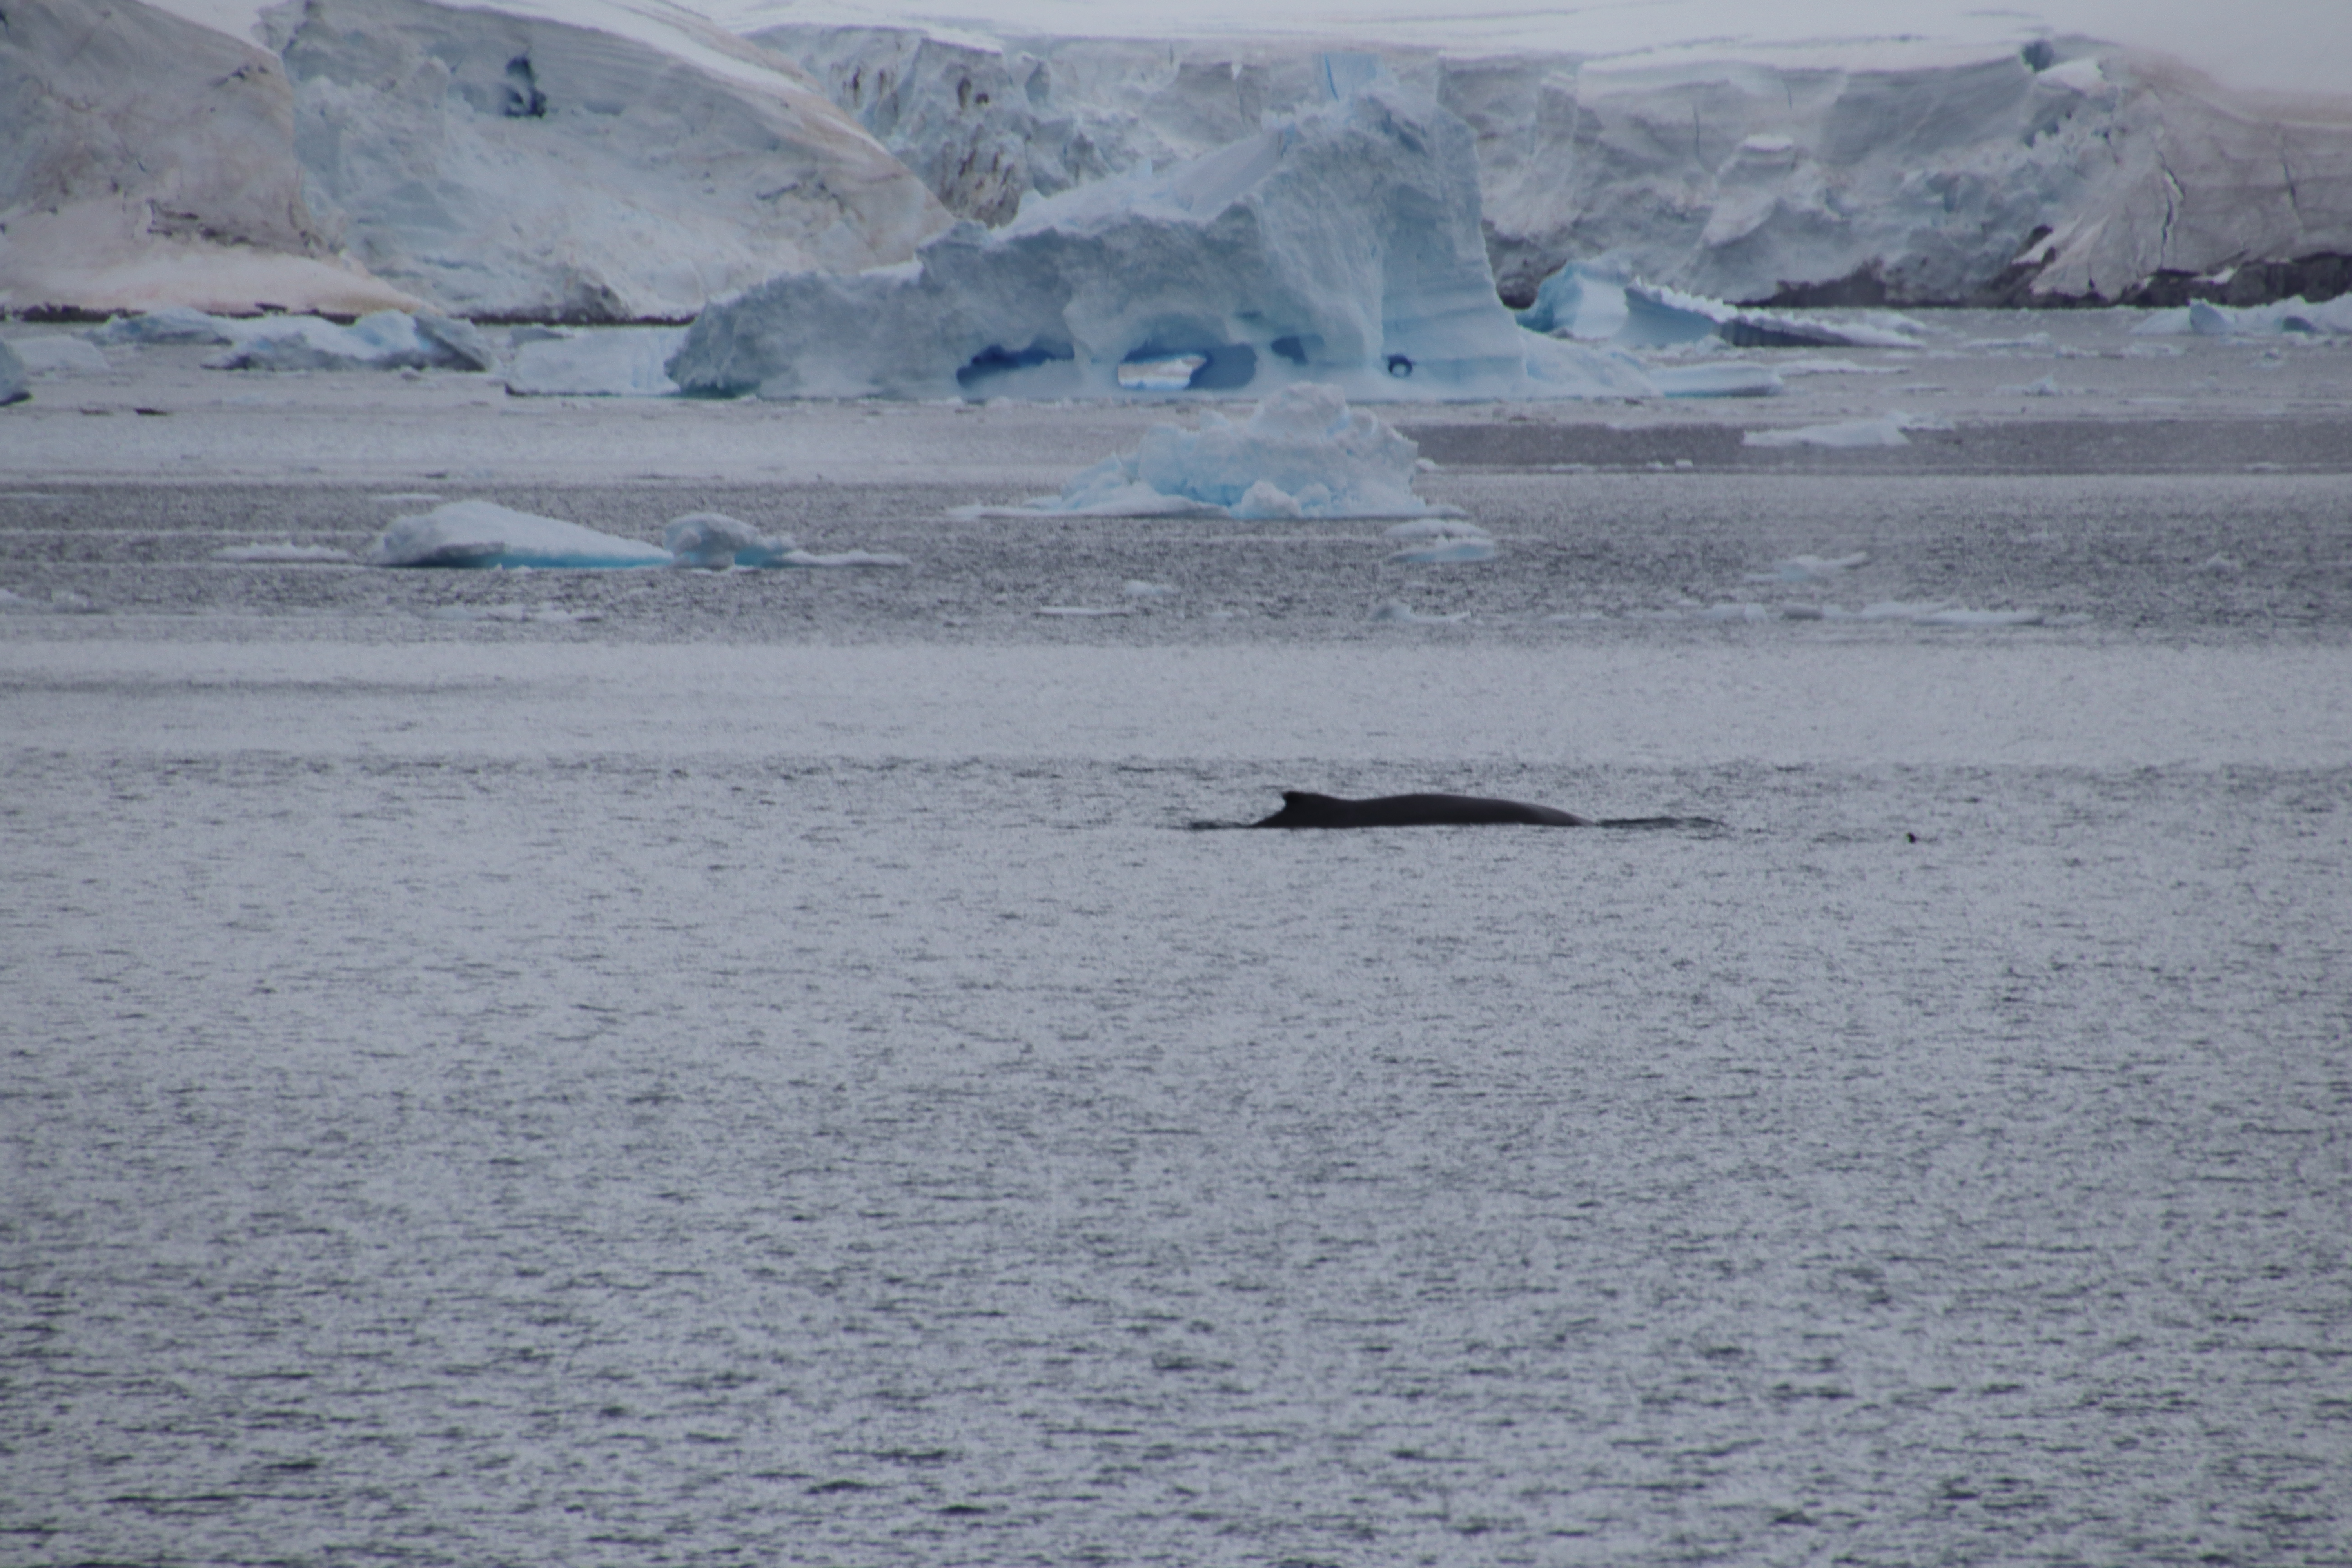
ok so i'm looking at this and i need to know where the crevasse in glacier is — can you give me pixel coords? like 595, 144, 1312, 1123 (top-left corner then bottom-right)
666, 71, 1652, 401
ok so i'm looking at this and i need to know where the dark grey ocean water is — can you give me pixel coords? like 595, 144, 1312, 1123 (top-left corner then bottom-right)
4, 458, 2350, 1567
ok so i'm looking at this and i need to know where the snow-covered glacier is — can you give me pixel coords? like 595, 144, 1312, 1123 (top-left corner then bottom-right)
667, 76, 1650, 401
755, 22, 2352, 310
3, 0, 949, 318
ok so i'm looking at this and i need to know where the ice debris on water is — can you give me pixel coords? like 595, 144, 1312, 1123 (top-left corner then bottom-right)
368, 503, 905, 570
669, 77, 1650, 403
86, 308, 497, 372
1518, 263, 1930, 352
662, 513, 799, 569
1743, 413, 1947, 449
967, 384, 1456, 522
2134, 296, 2352, 337
10, 337, 109, 376
369, 501, 673, 568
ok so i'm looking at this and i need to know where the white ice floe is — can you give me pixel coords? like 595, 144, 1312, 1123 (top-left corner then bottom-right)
368, 500, 672, 568
212, 542, 356, 562
1369, 600, 1467, 623
969, 385, 1455, 521
670, 77, 1651, 403
206, 311, 499, 372
1122, 579, 1175, 596
662, 512, 798, 568
1819, 599, 2048, 626
1743, 412, 1945, 449
10, 337, 111, 375
505, 328, 690, 396
88, 306, 244, 346
1747, 553, 1869, 583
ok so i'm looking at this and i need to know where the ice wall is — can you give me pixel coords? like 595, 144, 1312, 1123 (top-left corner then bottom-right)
272, 0, 952, 319
0, 0, 418, 315
670, 77, 1648, 401
4, 0, 949, 319
759, 23, 2352, 309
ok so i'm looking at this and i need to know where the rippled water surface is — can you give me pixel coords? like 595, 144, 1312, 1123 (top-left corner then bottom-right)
5, 423, 2351, 1566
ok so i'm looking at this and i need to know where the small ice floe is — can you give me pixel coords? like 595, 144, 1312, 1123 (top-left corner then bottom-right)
1814, 599, 2048, 626
504, 328, 689, 396
1775, 358, 1907, 377
2199, 554, 2243, 574
1648, 362, 1784, 398
10, 337, 109, 376
1036, 604, 1132, 617
368, 501, 670, 568
1743, 412, 1944, 449
1747, 552, 1868, 583
786, 550, 909, 568
662, 512, 799, 568
1998, 375, 2065, 396
958, 384, 1456, 521
1123, 579, 1176, 596
1385, 517, 1496, 564
212, 542, 355, 563
1370, 600, 1467, 624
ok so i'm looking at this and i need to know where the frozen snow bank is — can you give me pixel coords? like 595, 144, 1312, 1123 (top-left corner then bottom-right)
204, 312, 500, 372
368, 501, 671, 568
968, 385, 1454, 521
505, 329, 690, 396
670, 77, 1653, 402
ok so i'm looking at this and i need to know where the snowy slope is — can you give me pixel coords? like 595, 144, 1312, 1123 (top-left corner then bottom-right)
4, 0, 949, 318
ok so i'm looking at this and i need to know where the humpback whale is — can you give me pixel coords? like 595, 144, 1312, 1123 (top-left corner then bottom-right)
1253, 791, 1591, 828
1228, 791, 1715, 830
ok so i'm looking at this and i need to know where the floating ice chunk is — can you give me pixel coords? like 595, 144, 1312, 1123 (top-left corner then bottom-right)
88, 307, 243, 347
1913, 607, 2046, 627
368, 501, 670, 569
2000, 375, 2065, 396
671, 80, 1650, 403
1650, 363, 1783, 398
207, 312, 497, 373
1744, 413, 1940, 449
1123, 579, 1175, 597
1748, 553, 1868, 583
1817, 599, 2046, 626
0, 342, 26, 406
1369, 600, 1467, 623
662, 513, 797, 568
1388, 538, 1498, 564
419, 604, 600, 624
505, 329, 689, 397
212, 542, 355, 562
2199, 554, 2243, 574
2137, 296, 2352, 337
989, 385, 1454, 521
11, 337, 109, 375
1036, 604, 1131, 617
1697, 602, 1770, 621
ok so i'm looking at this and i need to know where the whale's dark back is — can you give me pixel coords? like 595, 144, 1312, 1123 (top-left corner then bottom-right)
1254, 791, 1592, 828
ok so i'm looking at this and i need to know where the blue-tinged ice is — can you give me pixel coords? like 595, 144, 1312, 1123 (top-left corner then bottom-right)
368, 501, 671, 568
2132, 296, 2352, 336
668, 76, 1651, 403
92, 306, 501, 372
662, 513, 797, 568
1519, 262, 1930, 352
505, 328, 688, 396
965, 384, 1454, 521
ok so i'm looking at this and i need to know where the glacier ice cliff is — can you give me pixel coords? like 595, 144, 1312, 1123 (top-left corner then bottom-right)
668, 78, 1652, 401
758, 24, 2352, 310
3, 0, 949, 319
